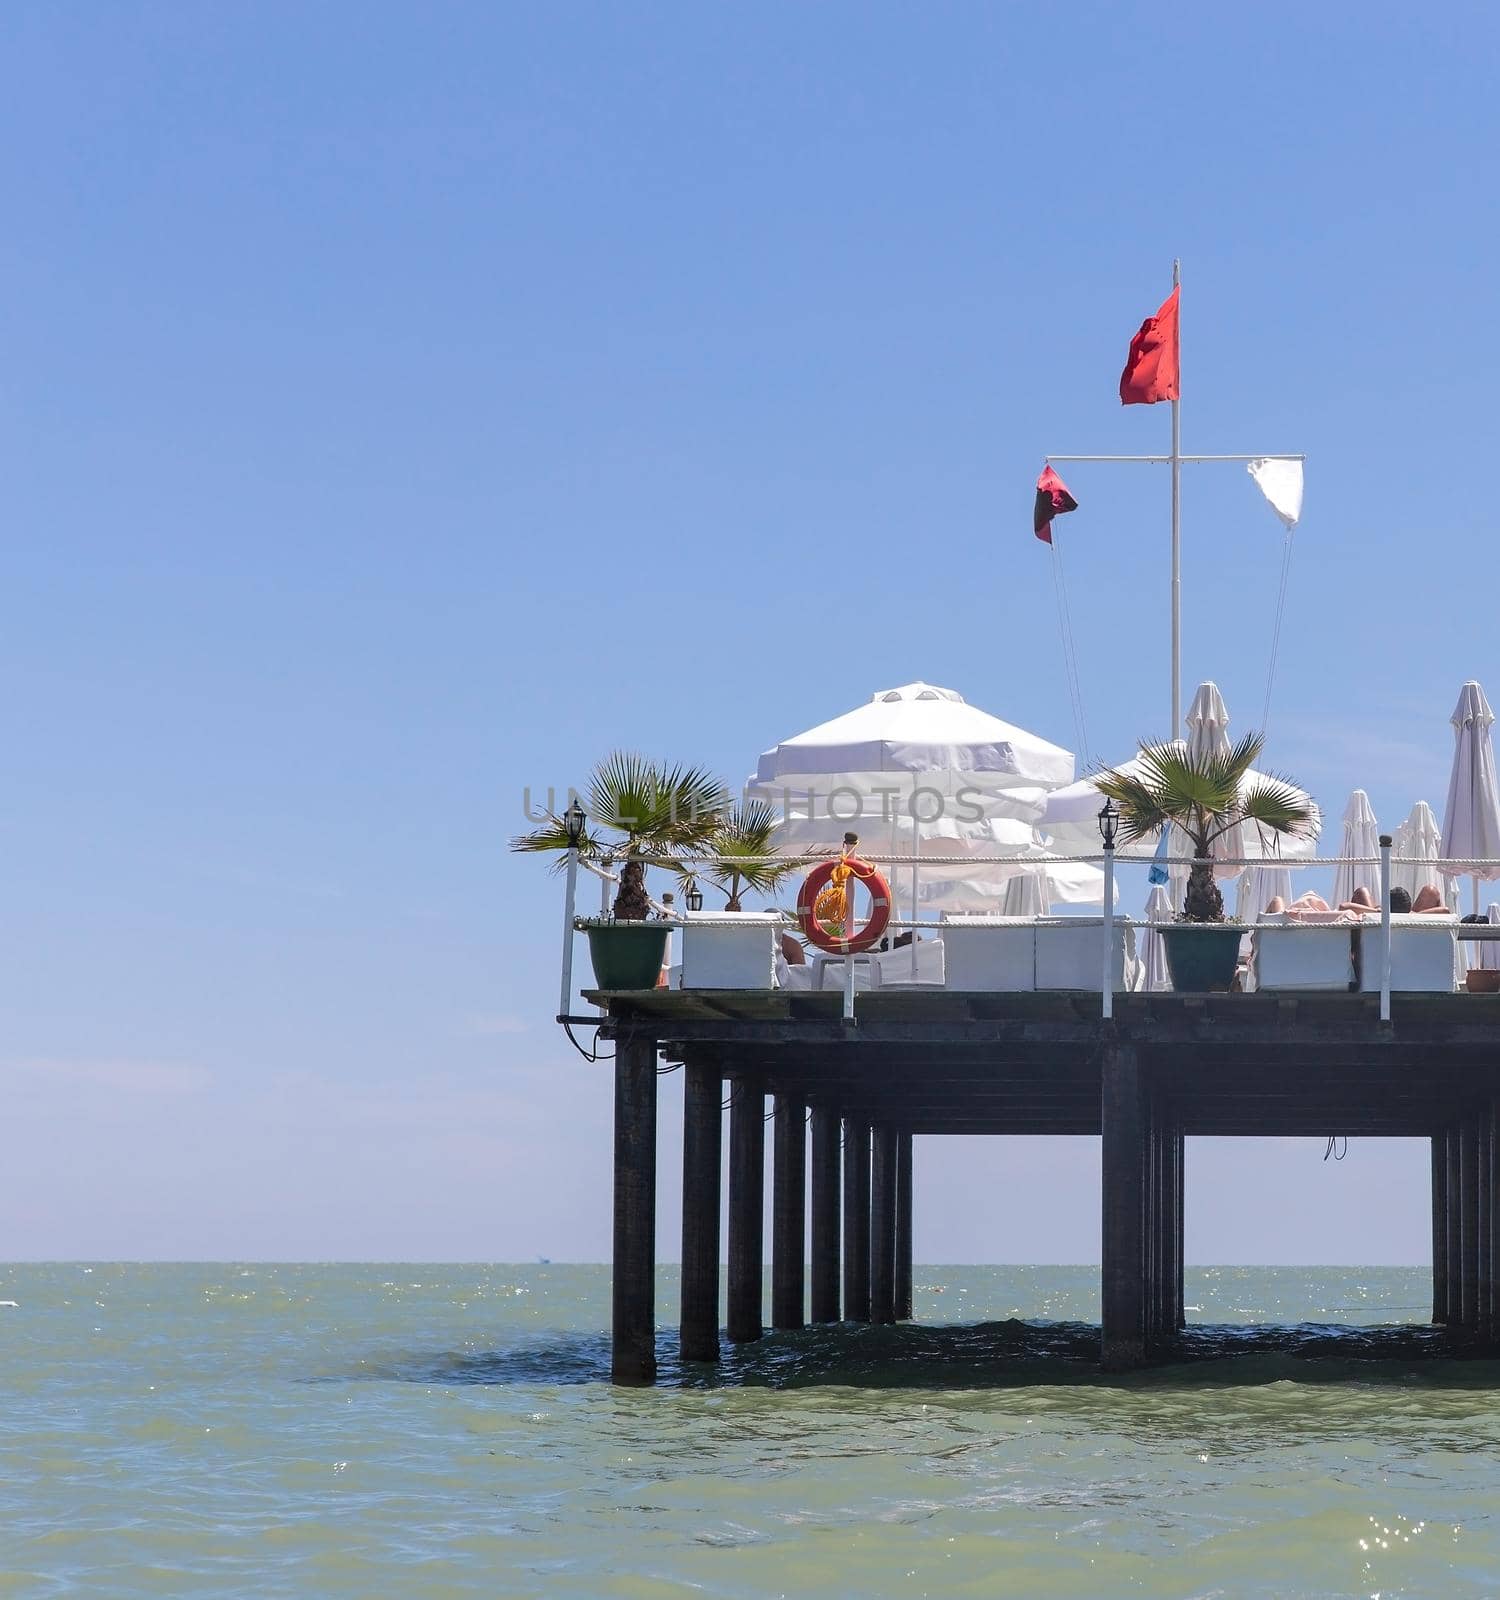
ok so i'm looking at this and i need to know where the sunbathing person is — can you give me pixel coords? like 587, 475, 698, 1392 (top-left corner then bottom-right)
1337, 885, 1380, 915
1389, 887, 1413, 914
1411, 884, 1450, 914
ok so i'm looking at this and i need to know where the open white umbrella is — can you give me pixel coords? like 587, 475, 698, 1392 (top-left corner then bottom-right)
751, 681, 1072, 824
1440, 681, 1500, 915
1138, 884, 1174, 993
1042, 739, 1320, 869
1392, 800, 1444, 901
772, 808, 1109, 906
916, 855, 1111, 914
1331, 790, 1380, 906
756, 684, 1085, 941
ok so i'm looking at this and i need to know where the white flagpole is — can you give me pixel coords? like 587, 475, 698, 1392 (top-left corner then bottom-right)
1170, 258, 1182, 740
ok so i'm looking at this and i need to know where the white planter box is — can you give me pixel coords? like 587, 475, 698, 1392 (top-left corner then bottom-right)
940, 916, 1036, 991
679, 912, 780, 989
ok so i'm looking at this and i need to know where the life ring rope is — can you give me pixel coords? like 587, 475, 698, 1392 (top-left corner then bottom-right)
796, 853, 892, 954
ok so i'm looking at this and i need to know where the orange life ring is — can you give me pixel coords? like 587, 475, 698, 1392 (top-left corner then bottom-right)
796, 855, 892, 954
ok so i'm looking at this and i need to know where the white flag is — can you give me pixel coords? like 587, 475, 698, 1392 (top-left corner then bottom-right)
1247, 457, 1303, 529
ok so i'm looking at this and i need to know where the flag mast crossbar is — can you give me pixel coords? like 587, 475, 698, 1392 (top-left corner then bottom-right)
1046, 453, 1306, 464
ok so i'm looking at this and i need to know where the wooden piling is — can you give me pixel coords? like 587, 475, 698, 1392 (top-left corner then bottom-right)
727, 1080, 765, 1344
1433, 1133, 1450, 1324
870, 1125, 898, 1325
843, 1117, 871, 1323
810, 1107, 841, 1322
1445, 1126, 1462, 1326
611, 1029, 658, 1385
1477, 1100, 1490, 1337
1479, 1103, 1495, 1344
895, 1131, 914, 1320
772, 1095, 807, 1331
679, 1063, 721, 1363
1462, 1114, 1481, 1331
1101, 1035, 1146, 1370
1170, 1123, 1186, 1330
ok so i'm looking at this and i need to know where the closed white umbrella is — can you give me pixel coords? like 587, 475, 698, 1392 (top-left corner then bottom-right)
1332, 790, 1380, 906
1235, 863, 1293, 923
1042, 756, 1320, 866
1392, 800, 1444, 901
1001, 866, 1052, 917
1138, 884, 1174, 993
1184, 681, 1242, 882
1440, 681, 1500, 915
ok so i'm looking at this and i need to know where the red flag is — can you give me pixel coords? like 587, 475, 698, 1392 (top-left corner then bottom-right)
1033, 464, 1077, 544
1119, 285, 1179, 405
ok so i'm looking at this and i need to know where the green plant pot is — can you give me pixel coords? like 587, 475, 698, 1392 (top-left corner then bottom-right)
585, 922, 670, 991
1159, 924, 1243, 993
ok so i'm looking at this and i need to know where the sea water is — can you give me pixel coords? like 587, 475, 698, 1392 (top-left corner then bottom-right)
1, 1263, 1496, 1597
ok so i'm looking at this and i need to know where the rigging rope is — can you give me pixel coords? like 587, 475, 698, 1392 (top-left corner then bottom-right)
1261, 527, 1296, 737
1048, 528, 1091, 768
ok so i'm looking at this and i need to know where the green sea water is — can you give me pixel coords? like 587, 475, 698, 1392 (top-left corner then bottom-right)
2, 1263, 1496, 1597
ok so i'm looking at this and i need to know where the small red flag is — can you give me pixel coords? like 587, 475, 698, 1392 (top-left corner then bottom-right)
1034, 464, 1077, 544
1119, 285, 1180, 405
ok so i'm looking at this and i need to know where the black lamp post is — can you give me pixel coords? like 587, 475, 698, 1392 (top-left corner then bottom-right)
563, 798, 586, 850
684, 876, 704, 913
1097, 796, 1119, 851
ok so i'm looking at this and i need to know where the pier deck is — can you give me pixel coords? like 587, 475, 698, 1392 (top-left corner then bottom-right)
586, 990, 1500, 1380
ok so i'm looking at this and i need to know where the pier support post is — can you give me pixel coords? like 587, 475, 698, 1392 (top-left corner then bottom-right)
1101, 1034, 1147, 1371
1146, 1101, 1181, 1340
870, 1125, 898, 1325
772, 1096, 807, 1331
1433, 1133, 1450, 1324
1170, 1122, 1185, 1330
1477, 1100, 1490, 1337
611, 1029, 658, 1385
679, 1063, 721, 1364
1145, 1098, 1162, 1342
809, 1108, 841, 1323
842, 1117, 871, 1323
1479, 1103, 1496, 1345
727, 1080, 765, 1344
1445, 1127, 1462, 1326
1462, 1113, 1482, 1333
895, 1131, 914, 1320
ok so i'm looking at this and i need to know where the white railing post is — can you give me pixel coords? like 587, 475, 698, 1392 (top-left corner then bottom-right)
1101, 842, 1116, 1019
1379, 833, 1392, 1023
559, 845, 580, 1019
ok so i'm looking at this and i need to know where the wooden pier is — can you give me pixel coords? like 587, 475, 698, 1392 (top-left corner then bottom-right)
588, 988, 1500, 1383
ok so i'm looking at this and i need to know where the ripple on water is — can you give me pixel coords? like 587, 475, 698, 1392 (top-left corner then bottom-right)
4, 1263, 1500, 1598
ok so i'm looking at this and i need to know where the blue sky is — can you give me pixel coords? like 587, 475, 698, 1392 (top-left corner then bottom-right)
5, 3, 1496, 1262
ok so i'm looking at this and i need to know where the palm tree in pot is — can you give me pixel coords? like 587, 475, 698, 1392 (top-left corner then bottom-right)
1095, 733, 1314, 990
695, 799, 806, 912
512, 752, 729, 989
